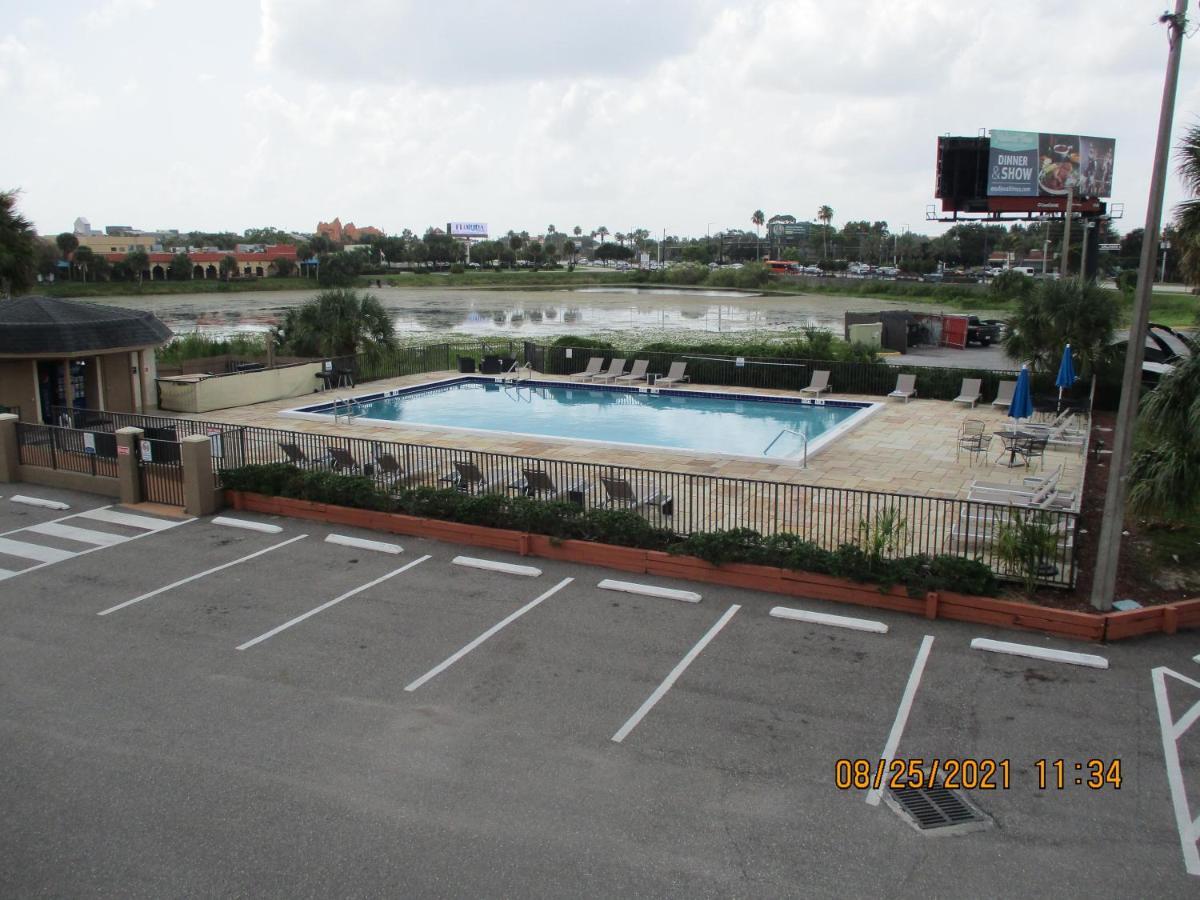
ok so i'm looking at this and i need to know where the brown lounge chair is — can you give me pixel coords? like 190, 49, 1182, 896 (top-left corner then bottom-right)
279, 442, 327, 468
655, 361, 689, 386
615, 359, 651, 384
517, 468, 589, 506
327, 447, 360, 472
953, 378, 983, 408
593, 358, 627, 383
376, 452, 433, 488
600, 475, 672, 516
569, 357, 604, 381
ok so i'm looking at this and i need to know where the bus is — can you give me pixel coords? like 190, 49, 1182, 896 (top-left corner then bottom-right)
764, 259, 802, 274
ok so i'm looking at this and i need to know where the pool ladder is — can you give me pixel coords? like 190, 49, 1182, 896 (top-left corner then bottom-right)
333, 397, 359, 424
763, 428, 808, 468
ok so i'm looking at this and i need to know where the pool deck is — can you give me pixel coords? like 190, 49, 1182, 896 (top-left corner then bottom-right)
175, 371, 1086, 506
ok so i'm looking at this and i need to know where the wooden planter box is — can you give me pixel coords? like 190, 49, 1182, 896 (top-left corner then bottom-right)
224, 490, 1197, 642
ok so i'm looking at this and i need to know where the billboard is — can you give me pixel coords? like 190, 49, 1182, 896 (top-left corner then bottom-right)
987, 130, 1115, 198
448, 222, 488, 238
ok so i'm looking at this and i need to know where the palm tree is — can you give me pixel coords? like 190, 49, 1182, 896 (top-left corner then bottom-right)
125, 248, 149, 285
573, 225, 582, 239
508, 235, 523, 268
597, 226, 609, 244
1001, 278, 1119, 375
1173, 123, 1200, 293
273, 288, 396, 361
56, 232, 79, 279
817, 205, 833, 258
1129, 350, 1200, 521
0, 189, 38, 297
751, 210, 765, 260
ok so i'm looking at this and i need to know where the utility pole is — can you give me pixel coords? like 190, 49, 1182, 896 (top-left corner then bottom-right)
1090, 0, 1188, 611
1059, 188, 1074, 277
1078, 219, 1092, 281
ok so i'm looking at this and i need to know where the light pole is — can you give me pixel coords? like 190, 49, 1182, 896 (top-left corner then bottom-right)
1090, 0, 1189, 611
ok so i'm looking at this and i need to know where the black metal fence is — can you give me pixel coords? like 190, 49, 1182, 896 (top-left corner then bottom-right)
19, 404, 1077, 586
137, 437, 186, 506
15, 422, 121, 479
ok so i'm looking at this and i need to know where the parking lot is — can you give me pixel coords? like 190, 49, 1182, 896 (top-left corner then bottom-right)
1, 486, 1198, 897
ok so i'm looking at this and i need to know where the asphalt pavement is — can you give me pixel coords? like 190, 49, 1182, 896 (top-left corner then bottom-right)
0, 486, 1197, 898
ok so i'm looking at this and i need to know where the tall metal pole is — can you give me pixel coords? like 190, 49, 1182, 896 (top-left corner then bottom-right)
1090, 0, 1188, 610
1059, 188, 1075, 277
1078, 220, 1092, 281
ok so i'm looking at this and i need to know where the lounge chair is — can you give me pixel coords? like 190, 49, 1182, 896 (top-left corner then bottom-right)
327, 447, 360, 472
517, 468, 589, 506
600, 475, 673, 516
279, 442, 327, 468
375, 452, 433, 488
800, 370, 831, 397
615, 359, 650, 384
991, 380, 1016, 408
970, 464, 1071, 498
569, 357, 604, 381
593, 358, 627, 383
449, 460, 495, 493
953, 378, 982, 408
656, 361, 690, 386
887, 373, 917, 403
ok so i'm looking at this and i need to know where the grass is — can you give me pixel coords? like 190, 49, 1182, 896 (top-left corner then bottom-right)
1132, 510, 1200, 594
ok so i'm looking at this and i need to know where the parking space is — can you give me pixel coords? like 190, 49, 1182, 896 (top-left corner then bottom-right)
1, 486, 1198, 896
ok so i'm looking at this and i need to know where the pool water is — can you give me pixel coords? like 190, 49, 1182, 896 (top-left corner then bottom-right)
291, 378, 874, 459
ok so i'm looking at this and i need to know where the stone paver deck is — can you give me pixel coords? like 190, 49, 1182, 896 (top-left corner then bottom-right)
176, 371, 1086, 507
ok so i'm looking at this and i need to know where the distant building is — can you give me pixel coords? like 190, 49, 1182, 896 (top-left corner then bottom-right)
73, 217, 100, 236
105, 225, 136, 236
99, 244, 298, 281
76, 234, 158, 254
316, 217, 383, 244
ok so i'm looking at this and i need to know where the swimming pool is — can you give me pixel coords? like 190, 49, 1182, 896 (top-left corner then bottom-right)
286, 378, 879, 460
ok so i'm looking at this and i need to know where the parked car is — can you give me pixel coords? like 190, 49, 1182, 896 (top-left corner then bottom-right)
965, 316, 1004, 346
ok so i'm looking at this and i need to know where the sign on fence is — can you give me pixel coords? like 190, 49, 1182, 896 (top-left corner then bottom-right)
117, 445, 130, 456
83, 433, 95, 455
140, 440, 152, 462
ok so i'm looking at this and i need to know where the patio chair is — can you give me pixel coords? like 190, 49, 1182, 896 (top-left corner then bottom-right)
593, 358, 627, 383
887, 373, 917, 403
327, 447, 360, 472
615, 359, 650, 384
600, 475, 673, 516
656, 361, 690, 386
953, 378, 983, 408
957, 432, 992, 466
279, 442, 327, 468
956, 419, 986, 463
517, 468, 589, 506
375, 452, 433, 489
449, 459, 495, 493
800, 370, 831, 397
1015, 434, 1048, 471
569, 357, 604, 381
991, 380, 1016, 408
971, 464, 1071, 499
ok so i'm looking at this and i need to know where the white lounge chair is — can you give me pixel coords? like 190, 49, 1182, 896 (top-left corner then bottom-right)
953, 378, 982, 408
569, 357, 604, 381
593, 358, 627, 383
991, 380, 1016, 408
615, 359, 650, 384
800, 370, 831, 397
656, 361, 689, 386
888, 373, 917, 403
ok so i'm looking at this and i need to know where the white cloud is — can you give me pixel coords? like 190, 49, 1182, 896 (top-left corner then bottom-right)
83, 0, 158, 29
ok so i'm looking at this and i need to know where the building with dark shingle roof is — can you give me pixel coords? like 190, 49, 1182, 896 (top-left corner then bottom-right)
0, 296, 172, 423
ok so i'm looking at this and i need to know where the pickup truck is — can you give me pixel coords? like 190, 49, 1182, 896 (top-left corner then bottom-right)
965, 316, 1004, 346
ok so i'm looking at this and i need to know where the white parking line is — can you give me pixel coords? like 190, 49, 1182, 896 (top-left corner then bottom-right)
598, 578, 701, 604
405, 577, 574, 692
26, 521, 128, 547
212, 516, 283, 534
10, 495, 70, 510
0, 536, 76, 563
98, 534, 308, 616
76, 508, 178, 531
0, 505, 109, 539
770, 606, 888, 634
611, 604, 741, 744
970, 638, 1108, 670
325, 534, 404, 555
1152, 666, 1200, 877
866, 635, 935, 806
237, 554, 432, 650
453, 556, 542, 577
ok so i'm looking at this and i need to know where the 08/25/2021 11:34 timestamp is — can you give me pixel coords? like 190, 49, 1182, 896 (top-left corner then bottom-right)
834, 758, 1122, 791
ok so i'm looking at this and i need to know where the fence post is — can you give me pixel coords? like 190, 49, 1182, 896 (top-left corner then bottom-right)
115, 427, 144, 505
0, 414, 18, 483
181, 435, 220, 516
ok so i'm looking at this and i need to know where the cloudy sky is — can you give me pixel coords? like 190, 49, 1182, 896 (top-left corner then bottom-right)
2, 0, 1198, 240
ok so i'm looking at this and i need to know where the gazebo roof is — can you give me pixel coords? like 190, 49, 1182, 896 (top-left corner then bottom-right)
0, 295, 173, 355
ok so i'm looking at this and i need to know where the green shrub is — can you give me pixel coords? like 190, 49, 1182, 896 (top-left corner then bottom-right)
989, 269, 1035, 302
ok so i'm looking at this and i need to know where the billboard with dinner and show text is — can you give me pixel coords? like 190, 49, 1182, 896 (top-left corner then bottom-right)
987, 130, 1115, 198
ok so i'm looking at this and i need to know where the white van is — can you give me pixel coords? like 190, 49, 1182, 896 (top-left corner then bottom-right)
1011, 266, 1037, 277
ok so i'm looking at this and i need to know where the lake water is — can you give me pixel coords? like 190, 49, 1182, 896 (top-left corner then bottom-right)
89, 285, 968, 340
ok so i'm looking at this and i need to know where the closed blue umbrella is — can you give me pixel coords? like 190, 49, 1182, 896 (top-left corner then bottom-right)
1055, 343, 1076, 409
1008, 364, 1034, 425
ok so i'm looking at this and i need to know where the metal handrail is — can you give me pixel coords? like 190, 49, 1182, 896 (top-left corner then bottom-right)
763, 427, 808, 467
333, 397, 358, 424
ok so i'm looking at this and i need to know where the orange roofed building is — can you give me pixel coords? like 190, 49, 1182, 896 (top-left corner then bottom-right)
316, 217, 383, 244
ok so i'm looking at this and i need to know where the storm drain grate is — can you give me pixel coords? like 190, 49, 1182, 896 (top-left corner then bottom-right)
888, 784, 988, 832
